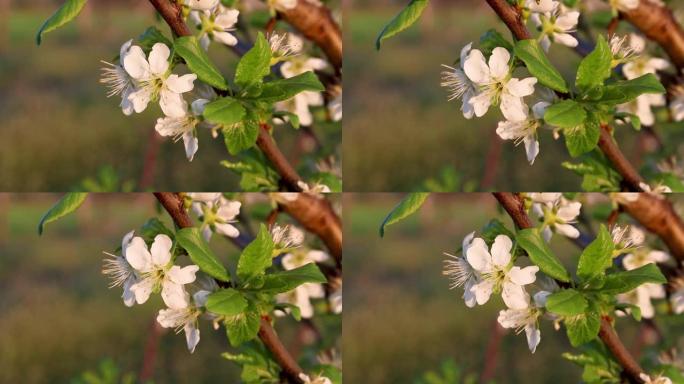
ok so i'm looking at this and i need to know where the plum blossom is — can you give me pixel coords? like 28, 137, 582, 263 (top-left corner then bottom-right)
443, 231, 480, 307
102, 230, 138, 306
639, 373, 673, 384
126, 234, 200, 309
122, 43, 197, 117
440, 42, 478, 119
157, 290, 212, 353
466, 235, 539, 309
497, 291, 550, 353
297, 181, 332, 195
611, 225, 643, 254
155, 99, 210, 161
463, 47, 537, 121
271, 224, 305, 252
672, 279, 684, 314
670, 84, 684, 122
530, 4, 580, 52
299, 373, 333, 384
188, 5, 240, 50
609, 0, 639, 13
496, 101, 550, 164
529, 193, 581, 241
192, 196, 241, 241
100, 39, 137, 115
328, 91, 342, 122
268, 0, 298, 13
525, 0, 558, 13
276, 250, 330, 318
185, 0, 219, 11
269, 32, 301, 64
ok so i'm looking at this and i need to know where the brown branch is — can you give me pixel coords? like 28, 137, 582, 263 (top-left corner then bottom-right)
619, 193, 684, 262
139, 319, 165, 381
485, 0, 645, 192
622, 0, 684, 69
148, 0, 304, 192
492, 192, 645, 383
278, 193, 342, 266
153, 192, 304, 383
279, 0, 342, 73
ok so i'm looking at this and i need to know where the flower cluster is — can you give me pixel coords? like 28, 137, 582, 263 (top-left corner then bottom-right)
526, 0, 580, 52
528, 193, 582, 241
187, 192, 242, 242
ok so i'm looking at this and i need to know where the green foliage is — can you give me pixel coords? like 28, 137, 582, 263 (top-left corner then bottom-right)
260, 263, 327, 294
546, 289, 588, 316
70, 358, 140, 384
375, 0, 430, 50
513, 39, 568, 93
257, 72, 325, 103
36, 0, 89, 45
479, 29, 513, 57
563, 341, 622, 383
598, 74, 666, 105
544, 100, 587, 129
38, 193, 88, 235
599, 263, 667, 294
174, 36, 229, 90
223, 343, 281, 383
565, 311, 601, 347
413, 360, 480, 384
575, 35, 612, 94
139, 218, 175, 244
137, 27, 172, 52
176, 227, 231, 282
223, 119, 260, 155
515, 228, 571, 282
206, 289, 249, 316
564, 114, 600, 157
237, 224, 275, 284
221, 150, 280, 191
576, 225, 614, 282
225, 304, 262, 347
480, 219, 516, 246
379, 193, 430, 237
77, 166, 135, 192
203, 98, 247, 126
562, 151, 621, 191
235, 32, 272, 90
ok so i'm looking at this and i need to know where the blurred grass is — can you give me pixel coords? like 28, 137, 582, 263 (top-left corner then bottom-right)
343, 193, 684, 383
343, 1, 656, 191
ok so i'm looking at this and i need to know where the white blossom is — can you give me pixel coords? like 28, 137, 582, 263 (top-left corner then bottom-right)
443, 231, 480, 307
670, 84, 684, 122
299, 373, 333, 384
530, 5, 580, 52
496, 101, 549, 164
270, 224, 305, 251
530, 194, 581, 241
192, 196, 241, 241
525, 0, 559, 13
268, 0, 298, 13
188, 6, 240, 50
100, 39, 137, 115
609, 0, 639, 13
185, 0, 220, 11
126, 234, 200, 309
155, 99, 210, 161
639, 373, 673, 384
269, 32, 301, 64
276, 250, 329, 318
463, 47, 537, 121
157, 290, 211, 353
122, 43, 197, 117
466, 235, 539, 309
102, 230, 138, 307
297, 181, 332, 195
497, 291, 550, 353
328, 92, 342, 122
441, 43, 478, 119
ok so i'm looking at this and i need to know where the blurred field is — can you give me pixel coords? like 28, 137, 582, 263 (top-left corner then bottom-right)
0, 2, 331, 191
343, 193, 684, 383
342, 0, 679, 191
0, 193, 328, 383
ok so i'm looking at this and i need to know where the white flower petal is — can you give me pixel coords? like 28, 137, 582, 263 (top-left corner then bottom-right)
488, 47, 510, 80
184, 323, 200, 353
509, 265, 539, 285
161, 280, 190, 309
167, 264, 200, 285
491, 235, 512, 267
149, 43, 171, 76
463, 49, 490, 84
465, 238, 492, 272
125, 237, 153, 272
502, 282, 529, 309
122, 45, 150, 80
166, 73, 197, 94
151, 234, 173, 267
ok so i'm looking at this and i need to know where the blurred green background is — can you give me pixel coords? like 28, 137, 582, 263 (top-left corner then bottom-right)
343, 193, 684, 383
343, 0, 684, 191
0, 193, 332, 383
1, 1, 336, 191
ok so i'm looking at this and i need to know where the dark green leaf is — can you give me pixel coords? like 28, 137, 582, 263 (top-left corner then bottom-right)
514, 39, 568, 93
237, 224, 275, 283
225, 305, 261, 347
600, 263, 667, 294
376, 0, 429, 50
37, 193, 88, 235
479, 29, 513, 57
176, 227, 231, 282
544, 100, 587, 129
137, 27, 172, 52
259, 263, 327, 294
203, 97, 246, 125
235, 32, 271, 88
577, 225, 614, 281
36, 0, 88, 45
223, 119, 259, 155
565, 114, 600, 157
599, 74, 666, 105
566, 312, 601, 347
206, 289, 248, 316
257, 72, 325, 103
576, 35, 612, 92
546, 289, 588, 316
516, 228, 571, 282
174, 36, 229, 90
379, 193, 430, 237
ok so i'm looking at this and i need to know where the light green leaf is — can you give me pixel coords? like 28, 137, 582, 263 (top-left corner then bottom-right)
257, 72, 325, 103
176, 227, 231, 282
37, 193, 88, 235
235, 32, 271, 88
565, 113, 600, 157
546, 289, 588, 316
203, 97, 246, 126
576, 35, 612, 93
600, 263, 667, 294
259, 263, 327, 294
225, 305, 261, 347
36, 0, 88, 45
577, 225, 614, 281
375, 0, 429, 50
174, 36, 229, 90
237, 224, 275, 283
516, 228, 571, 282
514, 39, 568, 93
223, 120, 259, 155
566, 312, 601, 347
479, 29, 513, 57
206, 289, 248, 316
379, 193, 430, 237
599, 74, 666, 105
544, 100, 587, 129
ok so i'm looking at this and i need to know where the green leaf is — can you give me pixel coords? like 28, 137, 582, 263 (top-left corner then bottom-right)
37, 193, 88, 235
577, 225, 614, 281
176, 227, 231, 282
544, 100, 587, 129
237, 224, 275, 283
516, 228, 571, 282
546, 289, 588, 316
139, 218, 175, 243
206, 289, 248, 316
600, 263, 667, 294
480, 219, 516, 245
224, 119, 259, 155
514, 39, 568, 93
566, 312, 601, 347
479, 29, 513, 57
225, 306, 261, 347
36, 0, 88, 45
275, 303, 302, 321
565, 113, 600, 157
375, 0, 429, 50
259, 263, 327, 294
576, 35, 612, 93
599, 74, 666, 105
174, 36, 229, 90
137, 26, 172, 52
379, 193, 430, 237
203, 97, 246, 126
257, 72, 325, 103
235, 32, 271, 89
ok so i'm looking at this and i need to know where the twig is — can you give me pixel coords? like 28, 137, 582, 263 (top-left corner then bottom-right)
139, 130, 163, 189
492, 192, 646, 383
480, 132, 503, 190
148, 0, 304, 192
153, 192, 305, 384
139, 319, 165, 381
480, 320, 506, 382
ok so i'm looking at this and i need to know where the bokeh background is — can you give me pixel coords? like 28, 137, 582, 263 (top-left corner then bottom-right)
343, 0, 684, 191
1, 1, 339, 191
0, 193, 340, 383
343, 193, 684, 383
